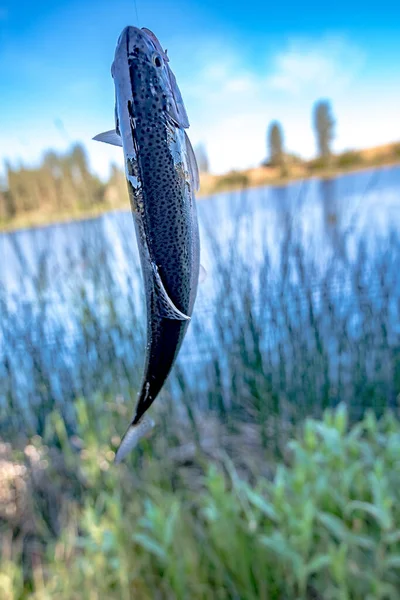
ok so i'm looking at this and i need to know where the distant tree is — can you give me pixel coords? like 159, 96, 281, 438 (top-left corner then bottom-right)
3, 144, 107, 219
313, 100, 335, 161
267, 121, 284, 168
194, 143, 210, 174
0, 190, 16, 220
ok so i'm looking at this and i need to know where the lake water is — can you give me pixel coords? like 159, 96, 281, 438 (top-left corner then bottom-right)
1, 165, 400, 434
1, 167, 399, 304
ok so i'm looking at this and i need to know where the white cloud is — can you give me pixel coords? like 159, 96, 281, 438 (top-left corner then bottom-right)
267, 36, 364, 95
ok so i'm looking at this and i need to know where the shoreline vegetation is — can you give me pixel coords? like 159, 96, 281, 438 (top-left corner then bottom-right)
0, 141, 399, 233
2, 403, 400, 599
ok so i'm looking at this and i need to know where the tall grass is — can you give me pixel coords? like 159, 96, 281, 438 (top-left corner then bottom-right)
1, 181, 400, 447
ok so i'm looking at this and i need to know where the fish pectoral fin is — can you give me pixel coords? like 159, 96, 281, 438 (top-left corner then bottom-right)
114, 416, 155, 464
184, 131, 200, 192
93, 129, 123, 147
152, 263, 191, 321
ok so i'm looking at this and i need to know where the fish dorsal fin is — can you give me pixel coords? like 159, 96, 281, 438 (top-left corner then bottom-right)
93, 129, 123, 147
151, 263, 191, 321
184, 131, 200, 192
167, 65, 190, 129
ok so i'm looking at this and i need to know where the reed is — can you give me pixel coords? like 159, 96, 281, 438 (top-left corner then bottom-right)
1, 186, 399, 445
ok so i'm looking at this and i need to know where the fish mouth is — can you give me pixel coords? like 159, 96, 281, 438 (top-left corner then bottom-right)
115, 26, 138, 57
118, 26, 168, 61
115, 26, 164, 59
112, 26, 141, 76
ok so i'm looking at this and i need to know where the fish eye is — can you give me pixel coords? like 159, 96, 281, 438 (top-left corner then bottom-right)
152, 53, 163, 68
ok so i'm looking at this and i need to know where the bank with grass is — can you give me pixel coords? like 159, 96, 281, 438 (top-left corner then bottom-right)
1, 141, 400, 232
1, 402, 400, 599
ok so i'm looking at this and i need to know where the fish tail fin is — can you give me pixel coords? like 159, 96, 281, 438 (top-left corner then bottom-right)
114, 416, 155, 464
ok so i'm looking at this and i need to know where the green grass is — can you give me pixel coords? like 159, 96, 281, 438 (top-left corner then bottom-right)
336, 151, 364, 169
2, 402, 400, 599
214, 170, 250, 191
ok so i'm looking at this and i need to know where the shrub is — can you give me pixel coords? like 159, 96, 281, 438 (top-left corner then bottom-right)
2, 403, 400, 599
392, 143, 400, 158
336, 150, 364, 169
307, 157, 329, 171
214, 170, 249, 191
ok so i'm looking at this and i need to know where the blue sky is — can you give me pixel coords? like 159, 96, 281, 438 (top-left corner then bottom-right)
0, 0, 399, 178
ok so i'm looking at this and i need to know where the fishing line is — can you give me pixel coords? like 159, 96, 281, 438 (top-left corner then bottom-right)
133, 0, 140, 25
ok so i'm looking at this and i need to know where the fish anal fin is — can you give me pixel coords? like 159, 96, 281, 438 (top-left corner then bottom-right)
152, 263, 190, 321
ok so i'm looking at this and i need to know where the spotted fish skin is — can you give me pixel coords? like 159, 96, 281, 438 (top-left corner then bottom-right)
99, 26, 200, 448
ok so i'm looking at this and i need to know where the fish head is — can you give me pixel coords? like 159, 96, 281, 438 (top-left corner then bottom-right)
111, 26, 190, 138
